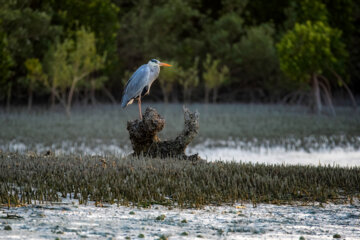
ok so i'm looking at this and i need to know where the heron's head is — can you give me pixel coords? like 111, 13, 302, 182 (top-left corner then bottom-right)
148, 59, 172, 67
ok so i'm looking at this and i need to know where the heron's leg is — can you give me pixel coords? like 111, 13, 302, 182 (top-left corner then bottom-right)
138, 97, 142, 120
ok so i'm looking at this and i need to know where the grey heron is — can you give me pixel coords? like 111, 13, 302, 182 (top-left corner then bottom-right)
121, 59, 172, 120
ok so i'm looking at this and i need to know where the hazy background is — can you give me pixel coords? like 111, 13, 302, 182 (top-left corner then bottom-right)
0, 0, 359, 114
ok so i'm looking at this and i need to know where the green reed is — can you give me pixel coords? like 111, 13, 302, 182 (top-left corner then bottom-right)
0, 152, 359, 207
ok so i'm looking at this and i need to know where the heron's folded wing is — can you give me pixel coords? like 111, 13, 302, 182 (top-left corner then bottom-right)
122, 65, 150, 105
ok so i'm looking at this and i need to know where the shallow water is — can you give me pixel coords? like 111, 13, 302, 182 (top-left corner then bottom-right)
188, 143, 360, 167
1, 138, 360, 167
1, 198, 359, 240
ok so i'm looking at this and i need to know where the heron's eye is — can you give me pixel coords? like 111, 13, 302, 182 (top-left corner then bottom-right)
151, 59, 157, 63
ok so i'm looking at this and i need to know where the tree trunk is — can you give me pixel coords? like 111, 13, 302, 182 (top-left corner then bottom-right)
183, 86, 187, 103
171, 88, 178, 103
50, 85, 56, 109
212, 87, 218, 103
183, 86, 191, 103
6, 82, 12, 112
312, 73, 322, 114
162, 88, 169, 104
204, 87, 210, 104
65, 105, 71, 117
66, 78, 79, 117
90, 88, 96, 105
102, 87, 117, 104
27, 83, 33, 111
126, 107, 202, 161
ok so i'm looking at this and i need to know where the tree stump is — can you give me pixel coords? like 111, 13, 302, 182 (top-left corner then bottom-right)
126, 106, 202, 161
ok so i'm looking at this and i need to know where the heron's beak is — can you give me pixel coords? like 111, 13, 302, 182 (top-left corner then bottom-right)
159, 62, 172, 67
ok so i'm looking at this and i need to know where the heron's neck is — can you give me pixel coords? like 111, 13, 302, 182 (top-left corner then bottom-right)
149, 65, 160, 84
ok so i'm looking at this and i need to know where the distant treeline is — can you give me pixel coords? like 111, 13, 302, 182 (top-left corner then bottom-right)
0, 0, 359, 112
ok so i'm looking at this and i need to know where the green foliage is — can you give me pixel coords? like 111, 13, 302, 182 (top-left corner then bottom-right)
51, 0, 120, 75
44, 28, 105, 114
237, 24, 281, 90
298, 0, 328, 23
0, 31, 13, 89
0, 0, 61, 65
277, 21, 347, 83
119, 0, 202, 67
44, 38, 73, 91
204, 12, 244, 65
178, 63, 199, 91
203, 54, 229, 90
0, 0, 358, 105
70, 28, 105, 81
158, 58, 199, 102
158, 61, 178, 103
24, 58, 47, 88
203, 54, 229, 103
46, 28, 105, 88
286, 0, 355, 45
178, 58, 199, 102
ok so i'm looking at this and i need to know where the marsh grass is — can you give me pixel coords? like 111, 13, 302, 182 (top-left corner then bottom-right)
0, 152, 359, 207
1, 104, 360, 152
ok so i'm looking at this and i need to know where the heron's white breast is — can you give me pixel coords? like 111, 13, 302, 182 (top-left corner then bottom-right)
148, 65, 160, 85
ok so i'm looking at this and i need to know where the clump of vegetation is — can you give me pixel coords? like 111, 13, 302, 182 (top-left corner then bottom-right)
4, 225, 12, 231
156, 215, 166, 221
158, 234, 168, 240
333, 234, 341, 238
0, 152, 359, 208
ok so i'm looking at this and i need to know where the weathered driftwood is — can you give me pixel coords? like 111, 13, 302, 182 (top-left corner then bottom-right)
126, 106, 202, 161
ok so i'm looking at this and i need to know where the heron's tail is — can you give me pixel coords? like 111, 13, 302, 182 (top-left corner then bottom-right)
121, 95, 128, 108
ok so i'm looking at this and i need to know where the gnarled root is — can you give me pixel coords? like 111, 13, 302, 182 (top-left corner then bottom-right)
126, 106, 202, 161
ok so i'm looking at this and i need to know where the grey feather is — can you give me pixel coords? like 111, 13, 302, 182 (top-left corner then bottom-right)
121, 65, 150, 108
121, 61, 160, 108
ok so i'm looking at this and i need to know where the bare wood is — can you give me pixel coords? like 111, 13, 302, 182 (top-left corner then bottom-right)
312, 74, 322, 114
318, 81, 336, 116
318, 75, 332, 99
329, 69, 357, 110
126, 107, 202, 161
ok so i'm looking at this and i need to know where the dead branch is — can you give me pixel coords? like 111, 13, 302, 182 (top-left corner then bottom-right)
126, 106, 202, 161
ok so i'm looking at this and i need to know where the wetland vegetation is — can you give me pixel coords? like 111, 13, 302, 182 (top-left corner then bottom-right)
0, 104, 359, 207
1, 103, 359, 152
1, 151, 359, 208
